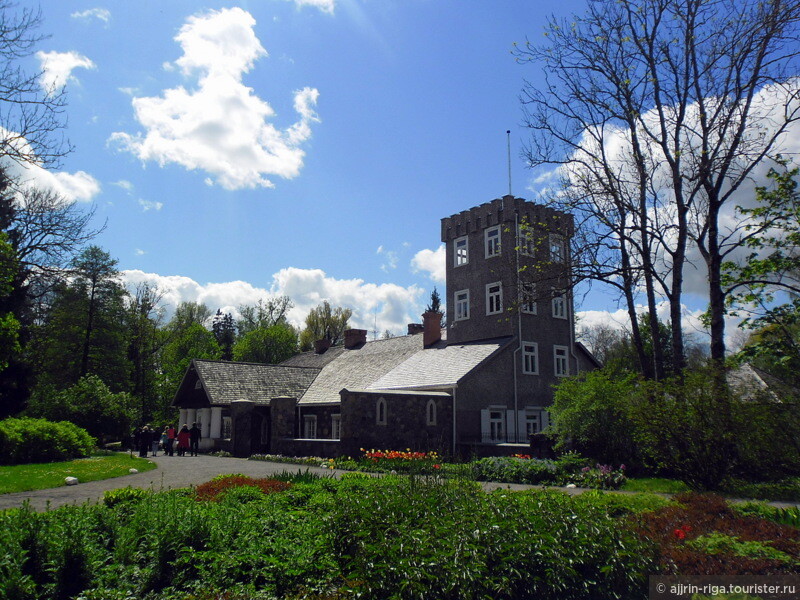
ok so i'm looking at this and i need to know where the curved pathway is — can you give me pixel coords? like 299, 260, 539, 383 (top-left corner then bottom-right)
1, 454, 797, 512
0, 454, 340, 512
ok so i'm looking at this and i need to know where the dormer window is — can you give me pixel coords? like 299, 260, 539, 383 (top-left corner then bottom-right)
485, 226, 501, 258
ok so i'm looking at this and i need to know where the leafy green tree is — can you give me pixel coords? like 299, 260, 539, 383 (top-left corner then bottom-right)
236, 296, 293, 337
160, 321, 220, 399
298, 301, 352, 351
31, 246, 130, 391
549, 368, 639, 466
212, 309, 236, 361
126, 283, 166, 421
232, 322, 298, 364
0, 231, 20, 373
25, 374, 137, 444
169, 301, 212, 332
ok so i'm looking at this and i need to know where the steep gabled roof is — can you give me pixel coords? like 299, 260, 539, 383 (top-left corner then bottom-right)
297, 334, 424, 405
189, 359, 319, 406
368, 337, 512, 391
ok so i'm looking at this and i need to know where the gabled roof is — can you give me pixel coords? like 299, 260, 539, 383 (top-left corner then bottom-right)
187, 359, 320, 406
368, 337, 512, 391
297, 334, 423, 405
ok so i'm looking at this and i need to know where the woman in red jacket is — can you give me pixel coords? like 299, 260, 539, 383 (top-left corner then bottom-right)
176, 424, 191, 457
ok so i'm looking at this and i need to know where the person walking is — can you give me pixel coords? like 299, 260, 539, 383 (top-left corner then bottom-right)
189, 422, 201, 457
165, 425, 176, 456
159, 428, 168, 456
138, 426, 151, 458
176, 424, 190, 457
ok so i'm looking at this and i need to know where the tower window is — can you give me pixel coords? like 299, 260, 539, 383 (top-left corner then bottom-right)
454, 289, 470, 321
522, 342, 539, 374
454, 236, 468, 266
485, 226, 501, 258
486, 282, 503, 315
518, 222, 535, 256
549, 234, 566, 263
552, 293, 567, 319
554, 345, 569, 377
521, 282, 537, 314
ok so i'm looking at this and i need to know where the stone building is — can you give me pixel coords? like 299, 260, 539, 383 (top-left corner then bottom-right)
173, 195, 598, 457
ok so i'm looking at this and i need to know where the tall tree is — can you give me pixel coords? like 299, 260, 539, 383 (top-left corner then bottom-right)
169, 302, 212, 333
298, 301, 352, 351
517, 0, 800, 377
31, 246, 129, 391
126, 283, 166, 420
232, 322, 298, 364
236, 296, 293, 337
212, 309, 236, 361
160, 322, 220, 399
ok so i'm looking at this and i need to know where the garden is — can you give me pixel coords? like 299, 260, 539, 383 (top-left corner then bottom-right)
1, 471, 798, 600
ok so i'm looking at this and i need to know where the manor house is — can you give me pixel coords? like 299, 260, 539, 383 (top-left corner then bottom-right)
173, 195, 597, 457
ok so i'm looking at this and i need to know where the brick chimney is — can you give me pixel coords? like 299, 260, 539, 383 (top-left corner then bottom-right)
422, 311, 442, 347
314, 338, 331, 354
344, 328, 368, 349
407, 323, 424, 335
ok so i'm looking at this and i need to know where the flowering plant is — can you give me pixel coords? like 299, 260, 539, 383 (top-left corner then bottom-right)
573, 463, 627, 490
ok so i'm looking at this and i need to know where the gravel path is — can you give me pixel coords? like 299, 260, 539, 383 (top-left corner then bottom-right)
1, 453, 797, 512
0, 453, 339, 512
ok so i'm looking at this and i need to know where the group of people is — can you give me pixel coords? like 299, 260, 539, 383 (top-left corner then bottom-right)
132, 423, 201, 457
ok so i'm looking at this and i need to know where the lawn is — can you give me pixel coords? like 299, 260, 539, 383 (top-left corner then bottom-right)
0, 452, 156, 494
622, 477, 691, 494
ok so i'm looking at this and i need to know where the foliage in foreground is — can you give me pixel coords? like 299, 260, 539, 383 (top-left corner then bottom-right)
0, 417, 94, 465
0, 475, 655, 600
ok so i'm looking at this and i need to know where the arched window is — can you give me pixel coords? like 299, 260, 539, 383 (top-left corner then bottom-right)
376, 397, 387, 425
426, 399, 437, 426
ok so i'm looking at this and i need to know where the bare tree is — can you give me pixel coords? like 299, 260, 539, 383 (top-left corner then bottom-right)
0, 1, 72, 169
517, 0, 800, 376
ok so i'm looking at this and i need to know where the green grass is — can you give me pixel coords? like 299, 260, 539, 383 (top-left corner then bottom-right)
622, 477, 691, 494
0, 452, 157, 494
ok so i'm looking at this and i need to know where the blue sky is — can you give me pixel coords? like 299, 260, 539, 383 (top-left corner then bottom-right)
14, 0, 793, 343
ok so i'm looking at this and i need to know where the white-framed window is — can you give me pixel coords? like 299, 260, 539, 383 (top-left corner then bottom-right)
522, 342, 539, 375
554, 345, 569, 377
376, 397, 387, 425
489, 410, 505, 442
517, 222, 535, 256
331, 414, 341, 440
485, 226, 501, 258
303, 415, 317, 439
454, 289, 470, 321
525, 412, 541, 437
549, 234, 566, 263
222, 416, 232, 440
552, 293, 567, 319
426, 399, 437, 426
486, 282, 503, 315
521, 282, 537, 314
454, 236, 469, 267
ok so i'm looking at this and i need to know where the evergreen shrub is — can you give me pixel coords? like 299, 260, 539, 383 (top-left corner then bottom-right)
0, 417, 95, 465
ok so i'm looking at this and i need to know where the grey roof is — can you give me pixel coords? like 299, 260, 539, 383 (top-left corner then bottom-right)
298, 334, 425, 405
280, 345, 346, 368
193, 360, 319, 406
368, 338, 511, 391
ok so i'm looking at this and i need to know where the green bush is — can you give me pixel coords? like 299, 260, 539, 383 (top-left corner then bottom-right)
103, 486, 149, 509
721, 477, 800, 502
0, 417, 95, 465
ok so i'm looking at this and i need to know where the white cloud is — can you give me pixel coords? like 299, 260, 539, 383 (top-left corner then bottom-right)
411, 245, 446, 283
120, 266, 426, 336
109, 7, 320, 191
0, 130, 101, 202
376, 245, 398, 272
288, 0, 335, 14
135, 249, 146, 256
138, 198, 163, 212
36, 51, 96, 93
71, 8, 111, 24
112, 180, 134, 193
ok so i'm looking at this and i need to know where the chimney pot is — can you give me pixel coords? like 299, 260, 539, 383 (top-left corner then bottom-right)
422, 311, 442, 347
344, 328, 368, 349
314, 338, 331, 354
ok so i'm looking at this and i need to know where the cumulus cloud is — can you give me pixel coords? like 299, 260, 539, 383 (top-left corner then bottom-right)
109, 7, 320, 191
36, 51, 96, 93
71, 8, 111, 24
138, 199, 163, 211
411, 245, 446, 283
119, 267, 426, 335
288, 0, 335, 13
0, 129, 101, 202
